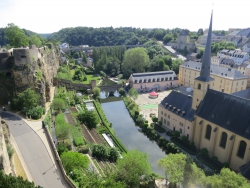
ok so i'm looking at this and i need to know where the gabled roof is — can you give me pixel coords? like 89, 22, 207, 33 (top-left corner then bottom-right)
160, 91, 195, 122
236, 28, 250, 38
196, 89, 250, 139
244, 43, 250, 48
232, 88, 250, 100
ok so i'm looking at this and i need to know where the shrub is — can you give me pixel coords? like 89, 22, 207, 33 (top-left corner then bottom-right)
181, 135, 188, 142
212, 156, 218, 161
134, 110, 139, 116
173, 131, 180, 137
57, 143, 68, 156
223, 162, 230, 168
27, 106, 45, 119
73, 137, 84, 146
152, 116, 158, 123
7, 145, 14, 159
200, 147, 209, 156
77, 146, 89, 154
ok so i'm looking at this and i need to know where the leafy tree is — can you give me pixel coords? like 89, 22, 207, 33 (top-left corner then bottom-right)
61, 151, 89, 174
55, 121, 69, 140
51, 98, 66, 110
116, 150, 152, 187
118, 87, 126, 96
100, 71, 106, 77
0, 170, 42, 188
92, 144, 108, 160
93, 87, 100, 99
5, 23, 29, 47
108, 147, 119, 162
122, 48, 150, 78
57, 143, 68, 156
128, 88, 138, 101
82, 52, 87, 63
163, 33, 174, 44
12, 88, 40, 113
29, 35, 42, 47
78, 110, 99, 129
73, 69, 85, 81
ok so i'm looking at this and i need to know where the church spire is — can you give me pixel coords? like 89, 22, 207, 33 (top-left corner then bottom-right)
195, 11, 214, 82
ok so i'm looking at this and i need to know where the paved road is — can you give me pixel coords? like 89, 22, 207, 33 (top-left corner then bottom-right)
0, 112, 67, 188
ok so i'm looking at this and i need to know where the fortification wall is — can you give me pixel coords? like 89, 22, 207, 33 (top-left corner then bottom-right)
0, 45, 62, 106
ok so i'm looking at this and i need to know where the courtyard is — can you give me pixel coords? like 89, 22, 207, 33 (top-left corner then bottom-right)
135, 90, 171, 123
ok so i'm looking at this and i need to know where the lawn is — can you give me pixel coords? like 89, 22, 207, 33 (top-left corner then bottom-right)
81, 75, 101, 84
141, 104, 158, 109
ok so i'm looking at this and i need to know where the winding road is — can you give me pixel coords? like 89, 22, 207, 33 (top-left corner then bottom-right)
0, 111, 69, 188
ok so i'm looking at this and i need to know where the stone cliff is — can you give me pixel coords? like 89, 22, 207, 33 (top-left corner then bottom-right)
0, 44, 62, 106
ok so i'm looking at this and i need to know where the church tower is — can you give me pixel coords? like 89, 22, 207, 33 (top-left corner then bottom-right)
192, 12, 214, 110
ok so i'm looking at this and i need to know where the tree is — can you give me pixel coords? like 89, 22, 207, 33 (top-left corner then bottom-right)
77, 110, 99, 129
206, 168, 249, 188
5, 23, 29, 47
29, 35, 42, 47
128, 88, 138, 101
51, 98, 66, 110
0, 170, 42, 188
55, 122, 69, 140
122, 48, 150, 78
57, 143, 68, 156
163, 34, 173, 44
61, 151, 89, 174
73, 69, 85, 81
116, 150, 152, 187
158, 153, 187, 186
100, 71, 106, 77
108, 147, 119, 162
12, 88, 40, 113
93, 87, 100, 99
92, 144, 108, 160
118, 87, 125, 96
82, 52, 87, 63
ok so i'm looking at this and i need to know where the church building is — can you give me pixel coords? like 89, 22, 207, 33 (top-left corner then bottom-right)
158, 12, 250, 175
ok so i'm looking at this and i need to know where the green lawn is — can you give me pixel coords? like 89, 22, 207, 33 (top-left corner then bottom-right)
141, 104, 158, 109
81, 75, 101, 84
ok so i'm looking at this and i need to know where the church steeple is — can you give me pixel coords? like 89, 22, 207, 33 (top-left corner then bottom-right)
192, 11, 214, 110
195, 11, 214, 82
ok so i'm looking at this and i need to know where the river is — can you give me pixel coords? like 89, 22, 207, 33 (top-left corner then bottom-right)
101, 97, 166, 176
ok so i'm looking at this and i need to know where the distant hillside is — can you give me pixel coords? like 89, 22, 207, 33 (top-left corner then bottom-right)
40, 33, 52, 39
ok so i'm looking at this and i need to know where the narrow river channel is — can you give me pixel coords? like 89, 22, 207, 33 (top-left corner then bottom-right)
101, 97, 166, 177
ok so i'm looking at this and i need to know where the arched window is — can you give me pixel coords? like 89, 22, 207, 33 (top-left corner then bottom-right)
205, 125, 212, 140
219, 132, 227, 148
198, 83, 201, 90
207, 84, 210, 89
237, 140, 247, 159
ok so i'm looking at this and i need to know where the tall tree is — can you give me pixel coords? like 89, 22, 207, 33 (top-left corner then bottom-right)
116, 150, 152, 188
122, 47, 150, 78
128, 88, 139, 101
5, 23, 29, 47
29, 35, 42, 47
77, 110, 99, 129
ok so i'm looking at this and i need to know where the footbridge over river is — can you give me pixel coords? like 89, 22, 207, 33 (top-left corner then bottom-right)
98, 84, 124, 92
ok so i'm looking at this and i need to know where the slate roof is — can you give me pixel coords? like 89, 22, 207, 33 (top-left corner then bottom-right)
228, 30, 240, 36
239, 163, 250, 180
160, 91, 195, 122
232, 88, 250, 100
179, 30, 189, 36
131, 71, 176, 78
181, 61, 247, 80
244, 43, 250, 48
196, 89, 250, 139
236, 28, 250, 38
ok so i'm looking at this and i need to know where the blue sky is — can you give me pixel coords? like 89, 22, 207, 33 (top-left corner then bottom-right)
0, 0, 250, 33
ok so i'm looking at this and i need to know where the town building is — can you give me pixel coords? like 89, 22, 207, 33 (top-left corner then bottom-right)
158, 12, 250, 174
167, 30, 195, 52
199, 32, 225, 45
217, 49, 249, 64
129, 71, 178, 92
178, 61, 247, 94
243, 43, 250, 53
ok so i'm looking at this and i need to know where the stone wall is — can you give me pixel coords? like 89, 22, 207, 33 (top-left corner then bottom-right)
53, 78, 93, 92
0, 45, 62, 106
0, 117, 12, 174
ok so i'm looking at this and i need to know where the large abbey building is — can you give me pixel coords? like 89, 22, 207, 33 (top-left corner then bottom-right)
158, 12, 250, 175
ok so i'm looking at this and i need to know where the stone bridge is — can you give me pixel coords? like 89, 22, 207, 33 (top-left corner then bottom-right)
98, 84, 123, 92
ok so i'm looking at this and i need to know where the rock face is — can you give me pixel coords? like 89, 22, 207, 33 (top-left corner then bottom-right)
0, 117, 12, 174
0, 45, 62, 106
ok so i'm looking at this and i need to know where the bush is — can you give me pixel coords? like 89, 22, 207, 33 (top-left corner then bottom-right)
7, 145, 14, 159
212, 156, 218, 161
57, 143, 68, 156
173, 131, 180, 137
181, 135, 188, 142
27, 106, 45, 119
200, 147, 209, 156
73, 137, 84, 146
152, 116, 158, 123
77, 146, 89, 154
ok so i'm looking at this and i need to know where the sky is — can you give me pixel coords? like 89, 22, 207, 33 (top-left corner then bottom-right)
0, 0, 250, 34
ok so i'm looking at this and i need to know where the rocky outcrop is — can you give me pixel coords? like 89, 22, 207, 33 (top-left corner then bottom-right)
0, 45, 62, 106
